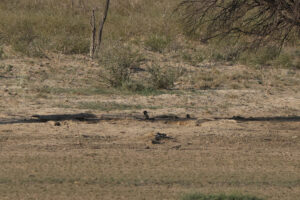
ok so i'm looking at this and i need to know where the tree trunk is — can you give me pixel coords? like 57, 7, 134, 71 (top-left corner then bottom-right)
89, 9, 96, 58
97, 0, 110, 50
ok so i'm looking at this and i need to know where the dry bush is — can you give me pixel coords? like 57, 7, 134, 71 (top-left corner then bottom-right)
145, 34, 171, 53
178, 0, 300, 50
189, 67, 263, 90
147, 64, 183, 89
239, 46, 300, 68
0, 46, 4, 59
98, 44, 144, 88
191, 69, 223, 89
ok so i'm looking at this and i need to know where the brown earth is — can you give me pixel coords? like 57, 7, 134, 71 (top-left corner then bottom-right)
0, 54, 299, 200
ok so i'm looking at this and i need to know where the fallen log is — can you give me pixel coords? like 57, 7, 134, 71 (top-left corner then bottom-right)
32, 113, 97, 122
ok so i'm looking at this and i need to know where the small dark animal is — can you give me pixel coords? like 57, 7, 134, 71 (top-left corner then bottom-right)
143, 110, 150, 119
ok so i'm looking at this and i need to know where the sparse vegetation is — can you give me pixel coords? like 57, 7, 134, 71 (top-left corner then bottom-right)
0, 1, 299, 200
275, 48, 300, 69
7, 19, 46, 57
0, 45, 4, 59
181, 50, 205, 66
145, 34, 171, 53
0, 64, 13, 77
35, 86, 112, 96
239, 47, 279, 67
239, 46, 300, 69
191, 69, 223, 90
99, 44, 144, 88
148, 64, 183, 89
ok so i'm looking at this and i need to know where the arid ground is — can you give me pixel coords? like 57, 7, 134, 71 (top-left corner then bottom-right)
0, 54, 299, 200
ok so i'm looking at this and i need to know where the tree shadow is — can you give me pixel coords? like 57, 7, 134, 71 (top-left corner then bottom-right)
228, 115, 300, 122
0, 113, 99, 125
0, 113, 299, 125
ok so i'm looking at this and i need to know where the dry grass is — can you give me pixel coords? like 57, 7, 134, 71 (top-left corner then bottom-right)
0, 118, 299, 200
181, 193, 264, 200
0, 0, 181, 56
1, 0, 298, 69
0, 1, 300, 200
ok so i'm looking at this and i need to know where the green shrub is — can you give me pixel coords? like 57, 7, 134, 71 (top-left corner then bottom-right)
147, 64, 183, 89
121, 81, 146, 92
145, 34, 171, 53
52, 19, 90, 54
209, 43, 242, 63
0, 45, 4, 59
275, 53, 294, 68
182, 193, 264, 200
182, 51, 205, 66
99, 45, 144, 88
239, 47, 279, 67
56, 35, 89, 54
274, 48, 300, 69
8, 19, 42, 57
191, 69, 223, 89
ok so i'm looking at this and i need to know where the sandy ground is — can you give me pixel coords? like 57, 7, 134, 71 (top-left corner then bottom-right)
0, 55, 299, 199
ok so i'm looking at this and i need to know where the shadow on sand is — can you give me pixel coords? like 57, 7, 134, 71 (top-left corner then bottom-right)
228, 115, 300, 122
0, 113, 99, 125
0, 113, 299, 125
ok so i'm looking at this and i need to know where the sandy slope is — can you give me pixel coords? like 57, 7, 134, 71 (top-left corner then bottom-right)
0, 55, 299, 199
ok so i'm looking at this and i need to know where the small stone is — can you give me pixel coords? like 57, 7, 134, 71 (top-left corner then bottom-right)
172, 145, 182, 150
152, 140, 161, 144
54, 121, 61, 126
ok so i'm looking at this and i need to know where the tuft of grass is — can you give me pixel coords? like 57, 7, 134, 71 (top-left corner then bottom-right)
147, 64, 183, 89
209, 41, 244, 63
56, 35, 89, 55
145, 34, 171, 53
35, 86, 112, 96
274, 48, 300, 69
99, 44, 144, 88
7, 19, 46, 57
0, 64, 14, 77
239, 47, 279, 67
239, 46, 300, 69
191, 69, 223, 90
0, 45, 4, 59
181, 50, 205, 66
189, 67, 261, 90
275, 53, 294, 68
120, 82, 166, 96
181, 193, 264, 200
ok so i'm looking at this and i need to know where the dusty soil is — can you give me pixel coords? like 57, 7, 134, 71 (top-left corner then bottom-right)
0, 55, 299, 200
